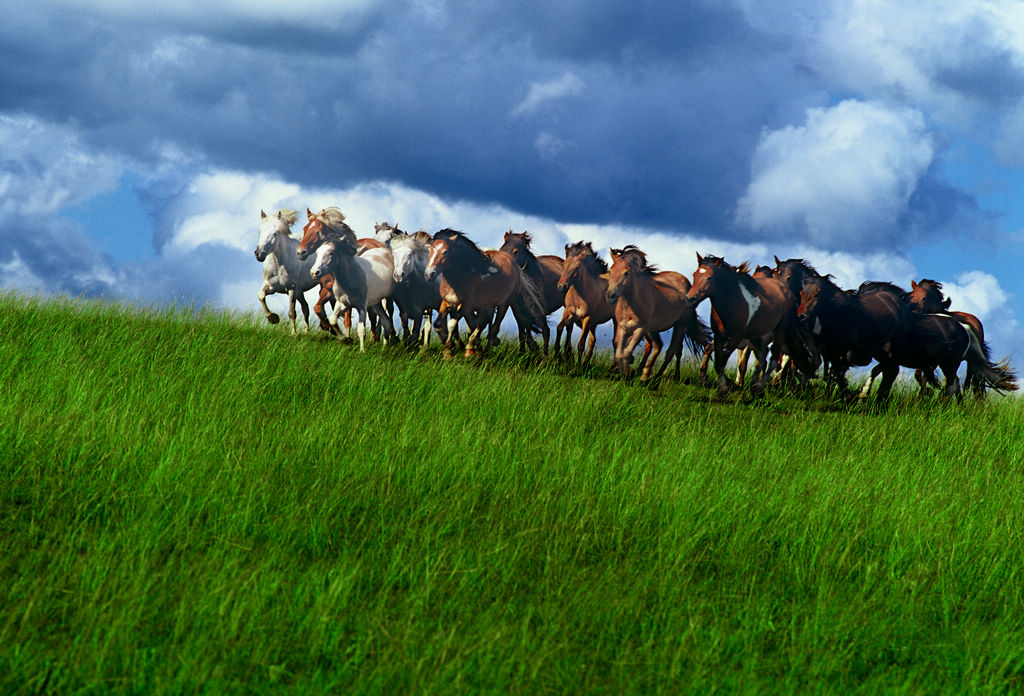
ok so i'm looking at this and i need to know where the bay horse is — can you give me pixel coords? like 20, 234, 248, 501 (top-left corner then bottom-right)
687, 253, 813, 397
309, 238, 396, 351
908, 278, 989, 396
389, 231, 445, 348
605, 246, 710, 383
425, 229, 543, 357
555, 241, 615, 365
796, 278, 910, 400
253, 208, 324, 334
499, 231, 564, 354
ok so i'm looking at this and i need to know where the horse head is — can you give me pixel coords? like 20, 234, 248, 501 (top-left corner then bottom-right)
499, 230, 534, 270
908, 278, 948, 313
686, 252, 724, 308
255, 208, 298, 262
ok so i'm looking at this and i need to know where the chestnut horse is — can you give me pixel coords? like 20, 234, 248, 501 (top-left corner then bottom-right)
556, 241, 615, 365
687, 253, 813, 397
606, 246, 710, 382
424, 229, 543, 357
796, 278, 910, 400
499, 231, 564, 354
908, 278, 989, 395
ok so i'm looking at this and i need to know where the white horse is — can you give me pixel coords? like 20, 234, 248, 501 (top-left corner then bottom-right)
254, 209, 321, 334
310, 239, 396, 352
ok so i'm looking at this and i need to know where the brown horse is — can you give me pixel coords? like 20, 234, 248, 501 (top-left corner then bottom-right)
556, 241, 615, 364
499, 231, 564, 354
796, 277, 910, 400
425, 229, 543, 357
908, 278, 989, 395
606, 246, 710, 382
687, 253, 812, 397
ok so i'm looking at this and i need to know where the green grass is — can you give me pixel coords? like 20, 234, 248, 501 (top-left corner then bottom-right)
2, 293, 1024, 694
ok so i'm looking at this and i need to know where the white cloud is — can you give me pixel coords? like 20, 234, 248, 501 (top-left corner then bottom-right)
735, 99, 935, 249
511, 71, 585, 117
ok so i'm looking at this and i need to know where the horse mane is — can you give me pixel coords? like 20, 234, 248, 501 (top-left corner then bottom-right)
734, 260, 752, 274
506, 230, 533, 247
390, 232, 429, 252
275, 208, 299, 228
618, 244, 658, 275
566, 240, 609, 274
858, 280, 908, 298
917, 278, 944, 292
753, 264, 774, 277
502, 230, 541, 274
778, 258, 821, 277
314, 207, 359, 254
433, 228, 494, 274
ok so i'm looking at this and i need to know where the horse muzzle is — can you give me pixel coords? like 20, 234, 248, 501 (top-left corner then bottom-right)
254, 250, 266, 262
557, 282, 568, 294
310, 268, 322, 281
425, 266, 438, 281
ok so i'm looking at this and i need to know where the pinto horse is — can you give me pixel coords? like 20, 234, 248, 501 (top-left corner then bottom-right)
254, 208, 325, 334
309, 239, 395, 351
908, 278, 990, 395
389, 231, 444, 348
555, 241, 615, 364
605, 246, 710, 382
499, 231, 564, 354
687, 253, 813, 397
425, 229, 543, 357
796, 278, 910, 400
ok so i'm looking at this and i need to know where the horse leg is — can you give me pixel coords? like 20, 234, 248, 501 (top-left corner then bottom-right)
617, 329, 645, 376
874, 363, 901, 402
734, 346, 751, 388
640, 333, 663, 382
296, 291, 311, 332
654, 325, 685, 384
697, 341, 714, 387
748, 344, 771, 397
713, 340, 735, 397
355, 307, 368, 352
257, 285, 280, 324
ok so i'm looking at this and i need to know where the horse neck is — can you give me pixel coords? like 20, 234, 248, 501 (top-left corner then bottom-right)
271, 233, 306, 275
573, 262, 607, 304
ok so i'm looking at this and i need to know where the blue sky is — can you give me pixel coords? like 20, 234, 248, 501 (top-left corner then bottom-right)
2, 0, 1023, 361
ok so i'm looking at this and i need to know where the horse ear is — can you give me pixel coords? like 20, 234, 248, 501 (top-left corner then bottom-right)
261, 209, 267, 219
504, 230, 511, 241
911, 279, 918, 289
306, 208, 314, 219
565, 243, 571, 253
774, 254, 781, 265
943, 298, 952, 309
696, 252, 703, 264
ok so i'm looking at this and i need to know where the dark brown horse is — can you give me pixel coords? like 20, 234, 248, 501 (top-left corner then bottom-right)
606, 246, 710, 382
499, 231, 564, 354
796, 278, 910, 400
425, 229, 543, 357
556, 241, 615, 365
908, 278, 989, 395
687, 253, 812, 397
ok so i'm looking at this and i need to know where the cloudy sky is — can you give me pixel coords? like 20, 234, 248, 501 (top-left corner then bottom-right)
3, 0, 1024, 360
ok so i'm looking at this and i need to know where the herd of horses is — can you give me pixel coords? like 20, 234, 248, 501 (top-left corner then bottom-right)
254, 207, 1017, 400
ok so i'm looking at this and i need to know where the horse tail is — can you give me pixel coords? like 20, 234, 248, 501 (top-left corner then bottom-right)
963, 326, 1018, 393
514, 267, 547, 326
682, 311, 712, 357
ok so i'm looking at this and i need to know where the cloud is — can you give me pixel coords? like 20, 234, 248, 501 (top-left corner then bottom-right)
735, 100, 936, 249
511, 71, 584, 117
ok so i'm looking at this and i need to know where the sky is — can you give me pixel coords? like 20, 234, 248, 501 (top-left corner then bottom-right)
2, 0, 1024, 364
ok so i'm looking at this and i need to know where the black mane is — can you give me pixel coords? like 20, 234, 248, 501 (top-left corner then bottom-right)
433, 228, 494, 275
566, 240, 608, 274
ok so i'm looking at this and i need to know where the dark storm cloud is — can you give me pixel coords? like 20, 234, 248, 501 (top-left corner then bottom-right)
0, 0, 1013, 252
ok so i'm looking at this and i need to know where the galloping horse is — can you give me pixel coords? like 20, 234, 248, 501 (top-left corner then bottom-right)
254, 209, 322, 334
309, 239, 396, 351
425, 229, 542, 357
796, 278, 910, 400
687, 253, 812, 397
908, 279, 989, 395
389, 231, 443, 347
606, 246, 710, 382
499, 231, 564, 354
556, 241, 615, 364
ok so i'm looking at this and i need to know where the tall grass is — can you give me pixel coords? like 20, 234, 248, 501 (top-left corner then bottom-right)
2, 293, 1023, 694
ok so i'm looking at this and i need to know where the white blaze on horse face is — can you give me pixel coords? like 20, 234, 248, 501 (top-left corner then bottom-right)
311, 241, 333, 279
738, 282, 761, 327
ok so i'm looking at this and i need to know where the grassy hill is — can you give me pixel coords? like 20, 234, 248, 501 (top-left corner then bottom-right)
2, 294, 1023, 694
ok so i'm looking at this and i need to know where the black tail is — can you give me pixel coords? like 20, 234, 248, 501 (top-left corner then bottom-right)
964, 330, 1018, 393
682, 313, 712, 358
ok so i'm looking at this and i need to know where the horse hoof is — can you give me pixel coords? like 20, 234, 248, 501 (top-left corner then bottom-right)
267, 314, 280, 324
